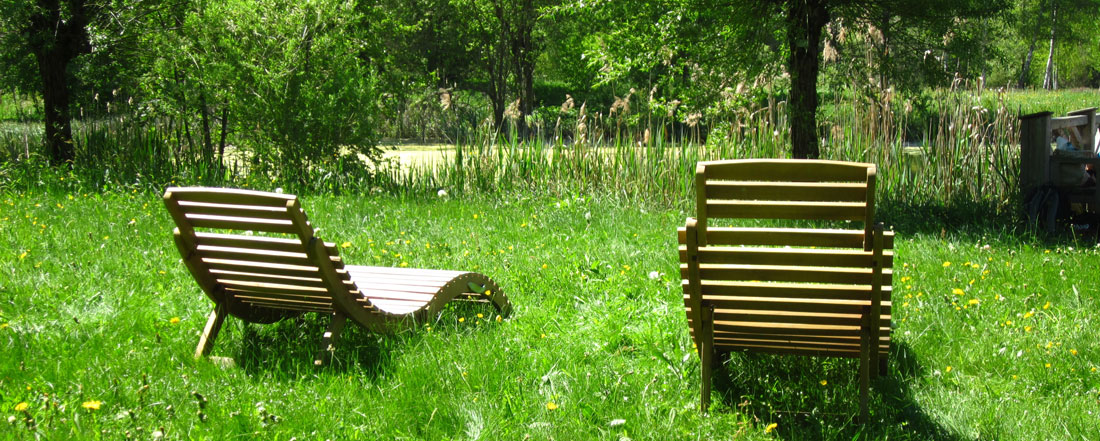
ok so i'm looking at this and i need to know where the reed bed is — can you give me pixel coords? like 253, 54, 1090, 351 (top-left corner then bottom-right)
2, 89, 1097, 214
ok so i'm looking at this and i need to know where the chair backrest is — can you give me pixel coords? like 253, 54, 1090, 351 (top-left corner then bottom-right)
163, 187, 371, 318
680, 159, 893, 358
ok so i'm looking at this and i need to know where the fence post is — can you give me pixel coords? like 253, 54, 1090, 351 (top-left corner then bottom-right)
1067, 108, 1097, 153
1019, 111, 1053, 198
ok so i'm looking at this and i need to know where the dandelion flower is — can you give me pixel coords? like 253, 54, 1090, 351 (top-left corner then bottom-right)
169, 317, 181, 324
477, 313, 483, 319
1045, 363, 1051, 368
942, 261, 951, 267
968, 299, 980, 305
18, 251, 26, 260
496, 315, 502, 322
458, 317, 465, 323
945, 366, 952, 373
1024, 326, 1032, 332
1070, 349, 1078, 356
819, 380, 827, 386
1042, 302, 1051, 310
546, 401, 559, 410
14, 402, 28, 412
341, 242, 351, 248
764, 422, 778, 433
0, 323, 8, 329
1023, 311, 1034, 319
82, 400, 102, 410
952, 288, 965, 295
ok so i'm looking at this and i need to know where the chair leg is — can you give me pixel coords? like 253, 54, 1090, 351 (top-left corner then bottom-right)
195, 303, 228, 359
700, 305, 715, 414
858, 307, 871, 423
314, 312, 347, 366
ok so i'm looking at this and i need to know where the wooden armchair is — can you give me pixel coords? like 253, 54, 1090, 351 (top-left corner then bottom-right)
678, 159, 893, 421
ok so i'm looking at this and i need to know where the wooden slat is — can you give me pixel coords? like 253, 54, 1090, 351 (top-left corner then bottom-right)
717, 336, 862, 351
237, 298, 334, 312
681, 264, 893, 285
706, 181, 867, 202
166, 187, 297, 206
689, 320, 890, 337
679, 227, 895, 249
196, 245, 314, 266
195, 232, 307, 253
680, 246, 894, 267
211, 270, 327, 288
204, 258, 320, 278
221, 280, 329, 297
361, 289, 436, 301
186, 213, 299, 234
713, 332, 888, 347
689, 295, 892, 315
686, 281, 892, 302
226, 289, 332, 304
689, 310, 890, 328
707, 201, 867, 221
343, 265, 467, 278
700, 159, 873, 182
347, 274, 454, 287
1051, 115, 1088, 131
177, 201, 291, 220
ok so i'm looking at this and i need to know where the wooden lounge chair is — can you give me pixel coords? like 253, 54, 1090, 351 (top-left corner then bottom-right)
163, 187, 511, 365
678, 159, 893, 421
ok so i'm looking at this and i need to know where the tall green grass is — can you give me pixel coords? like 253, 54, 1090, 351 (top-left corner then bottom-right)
2, 191, 1098, 439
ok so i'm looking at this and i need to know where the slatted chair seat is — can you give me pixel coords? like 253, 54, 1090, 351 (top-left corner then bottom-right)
680, 159, 894, 422
164, 187, 511, 365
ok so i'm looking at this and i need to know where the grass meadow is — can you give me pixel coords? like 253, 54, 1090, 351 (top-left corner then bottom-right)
2, 189, 1099, 440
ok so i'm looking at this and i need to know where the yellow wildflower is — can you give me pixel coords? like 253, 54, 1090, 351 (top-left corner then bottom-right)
458, 317, 465, 323
945, 366, 952, 373
341, 242, 351, 248
968, 299, 979, 305
1025, 326, 1032, 332
546, 401, 559, 410
1042, 302, 1051, 310
942, 261, 951, 267
82, 400, 102, 410
14, 402, 28, 412
1023, 311, 1034, 319
1070, 349, 1078, 356
764, 423, 778, 433
952, 288, 965, 295
477, 313, 483, 319
819, 380, 827, 386
18, 251, 27, 260
541, 264, 548, 269
1045, 363, 1051, 368
169, 317, 180, 324
399, 262, 408, 267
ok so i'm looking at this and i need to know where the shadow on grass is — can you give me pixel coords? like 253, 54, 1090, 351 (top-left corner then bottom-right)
878, 197, 1098, 246
231, 300, 503, 379
712, 342, 958, 440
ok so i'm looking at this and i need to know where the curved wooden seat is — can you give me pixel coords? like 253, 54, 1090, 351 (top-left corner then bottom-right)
163, 187, 511, 365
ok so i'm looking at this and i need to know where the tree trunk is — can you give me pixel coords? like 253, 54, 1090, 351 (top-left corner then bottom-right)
509, 0, 537, 139
1019, 37, 1038, 88
1043, 3, 1056, 90
785, 0, 829, 159
36, 50, 76, 165
27, 0, 92, 166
